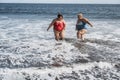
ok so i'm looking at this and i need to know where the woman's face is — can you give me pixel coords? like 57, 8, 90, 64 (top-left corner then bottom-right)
78, 14, 83, 19
58, 16, 63, 20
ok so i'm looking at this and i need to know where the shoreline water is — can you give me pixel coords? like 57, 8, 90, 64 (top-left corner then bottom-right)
0, 3, 120, 80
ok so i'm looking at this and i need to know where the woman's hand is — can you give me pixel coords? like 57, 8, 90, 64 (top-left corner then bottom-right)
47, 28, 49, 31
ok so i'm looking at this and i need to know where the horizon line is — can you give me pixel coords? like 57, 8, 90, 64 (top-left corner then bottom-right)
0, 2, 120, 5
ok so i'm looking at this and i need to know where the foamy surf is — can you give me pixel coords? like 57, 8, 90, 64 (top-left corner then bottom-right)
0, 5, 120, 79
0, 62, 119, 80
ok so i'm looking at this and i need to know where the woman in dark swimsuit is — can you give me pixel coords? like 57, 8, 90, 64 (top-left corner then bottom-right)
76, 13, 93, 41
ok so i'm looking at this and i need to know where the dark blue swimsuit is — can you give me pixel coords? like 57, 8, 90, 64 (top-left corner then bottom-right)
76, 21, 87, 31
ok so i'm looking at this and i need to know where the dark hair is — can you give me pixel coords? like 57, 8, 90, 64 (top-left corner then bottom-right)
57, 13, 63, 18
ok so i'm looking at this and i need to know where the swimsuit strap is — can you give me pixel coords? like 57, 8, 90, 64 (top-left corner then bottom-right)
78, 21, 86, 26
81, 21, 86, 25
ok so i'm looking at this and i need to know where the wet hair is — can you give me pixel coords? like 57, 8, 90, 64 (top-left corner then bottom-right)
57, 13, 63, 18
77, 12, 83, 16
78, 13, 83, 16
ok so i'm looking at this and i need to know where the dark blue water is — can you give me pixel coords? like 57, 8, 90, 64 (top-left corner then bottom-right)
0, 3, 120, 19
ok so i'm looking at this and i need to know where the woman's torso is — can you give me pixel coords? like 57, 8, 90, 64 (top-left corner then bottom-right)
76, 19, 87, 30
54, 20, 65, 31
77, 19, 86, 26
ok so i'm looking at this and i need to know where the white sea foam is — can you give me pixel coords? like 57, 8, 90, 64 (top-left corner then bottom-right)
0, 62, 115, 80
0, 15, 120, 80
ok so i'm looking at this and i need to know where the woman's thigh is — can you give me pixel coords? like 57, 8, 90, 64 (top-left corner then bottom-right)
54, 30, 60, 38
79, 29, 87, 34
60, 30, 65, 38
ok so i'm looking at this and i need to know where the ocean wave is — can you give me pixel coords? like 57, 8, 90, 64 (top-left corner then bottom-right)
0, 4, 120, 19
0, 13, 120, 79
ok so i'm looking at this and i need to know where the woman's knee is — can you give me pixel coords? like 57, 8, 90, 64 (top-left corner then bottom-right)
55, 36, 59, 41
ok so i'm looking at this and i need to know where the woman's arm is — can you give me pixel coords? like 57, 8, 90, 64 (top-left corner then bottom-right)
63, 20, 66, 30
47, 19, 56, 31
76, 19, 79, 25
84, 18, 93, 27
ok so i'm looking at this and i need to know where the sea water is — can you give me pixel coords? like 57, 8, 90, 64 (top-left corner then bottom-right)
0, 3, 120, 80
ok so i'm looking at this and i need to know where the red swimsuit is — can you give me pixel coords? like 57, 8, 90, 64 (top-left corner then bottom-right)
54, 21, 65, 31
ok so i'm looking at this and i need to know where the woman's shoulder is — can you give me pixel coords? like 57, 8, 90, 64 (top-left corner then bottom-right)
62, 19, 65, 21
83, 18, 89, 21
52, 18, 58, 22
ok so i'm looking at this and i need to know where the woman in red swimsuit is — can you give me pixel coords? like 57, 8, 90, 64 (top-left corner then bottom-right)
47, 14, 66, 41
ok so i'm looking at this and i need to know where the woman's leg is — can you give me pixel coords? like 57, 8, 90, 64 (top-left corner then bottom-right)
81, 34, 85, 40
54, 30, 60, 41
60, 30, 65, 40
77, 31, 81, 39
80, 29, 87, 40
